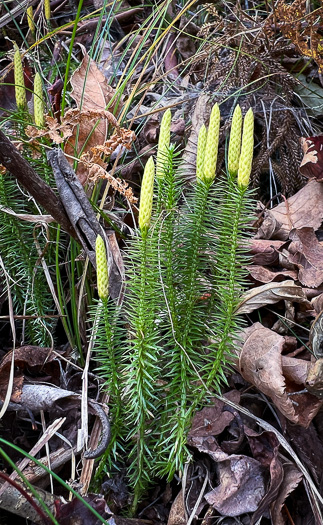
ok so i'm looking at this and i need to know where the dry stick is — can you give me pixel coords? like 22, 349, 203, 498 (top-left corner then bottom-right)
0, 131, 77, 240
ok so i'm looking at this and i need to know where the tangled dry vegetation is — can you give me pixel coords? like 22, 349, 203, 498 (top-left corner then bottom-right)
1, 1, 323, 524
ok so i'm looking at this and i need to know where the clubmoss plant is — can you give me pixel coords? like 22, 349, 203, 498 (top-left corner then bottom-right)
91, 105, 255, 509
238, 108, 254, 188
93, 235, 123, 469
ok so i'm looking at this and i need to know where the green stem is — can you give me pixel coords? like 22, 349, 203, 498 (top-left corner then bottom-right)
129, 227, 156, 513
165, 180, 211, 475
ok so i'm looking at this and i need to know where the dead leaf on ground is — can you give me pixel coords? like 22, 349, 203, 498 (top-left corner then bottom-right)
309, 308, 323, 358
270, 463, 303, 525
287, 227, 323, 288
305, 358, 323, 398
299, 135, 323, 180
245, 431, 283, 524
187, 435, 229, 462
65, 44, 118, 183
188, 391, 240, 438
26, 109, 118, 145
248, 265, 298, 283
239, 323, 323, 425
249, 239, 286, 265
204, 455, 266, 517
167, 489, 186, 525
257, 181, 323, 240
236, 280, 310, 314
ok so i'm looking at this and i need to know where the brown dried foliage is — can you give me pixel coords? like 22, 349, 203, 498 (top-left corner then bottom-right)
25, 108, 119, 145
265, 0, 323, 72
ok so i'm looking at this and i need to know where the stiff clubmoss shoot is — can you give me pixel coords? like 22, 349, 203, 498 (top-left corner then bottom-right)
203, 103, 220, 181
44, 0, 51, 21
238, 108, 254, 188
138, 156, 155, 230
26, 6, 35, 34
14, 48, 27, 111
156, 108, 172, 180
95, 235, 109, 300
33, 73, 44, 128
196, 124, 207, 181
228, 105, 242, 177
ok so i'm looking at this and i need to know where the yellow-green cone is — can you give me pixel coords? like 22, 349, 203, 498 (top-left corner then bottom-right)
96, 235, 109, 300
156, 108, 172, 179
228, 105, 242, 177
27, 6, 35, 34
196, 124, 207, 181
34, 73, 44, 127
237, 108, 254, 188
203, 103, 220, 182
139, 156, 155, 230
44, 0, 51, 21
14, 49, 27, 111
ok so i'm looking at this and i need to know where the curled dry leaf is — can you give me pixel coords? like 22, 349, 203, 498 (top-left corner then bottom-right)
245, 430, 283, 523
270, 464, 303, 525
248, 265, 298, 284
204, 455, 266, 517
236, 280, 310, 314
26, 109, 118, 145
239, 323, 323, 426
65, 44, 121, 183
0, 346, 58, 402
167, 489, 186, 525
249, 239, 285, 266
20, 384, 76, 412
188, 391, 241, 438
287, 227, 323, 288
305, 358, 323, 398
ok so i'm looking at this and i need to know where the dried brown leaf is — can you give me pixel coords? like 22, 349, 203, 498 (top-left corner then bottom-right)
204, 455, 266, 517
287, 227, 323, 288
248, 265, 298, 283
65, 44, 119, 182
239, 323, 322, 426
167, 490, 186, 525
264, 181, 323, 240
270, 464, 303, 525
188, 391, 240, 438
249, 239, 285, 266
236, 280, 309, 314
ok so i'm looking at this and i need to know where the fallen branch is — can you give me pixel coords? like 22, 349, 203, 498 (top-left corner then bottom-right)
0, 131, 77, 239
